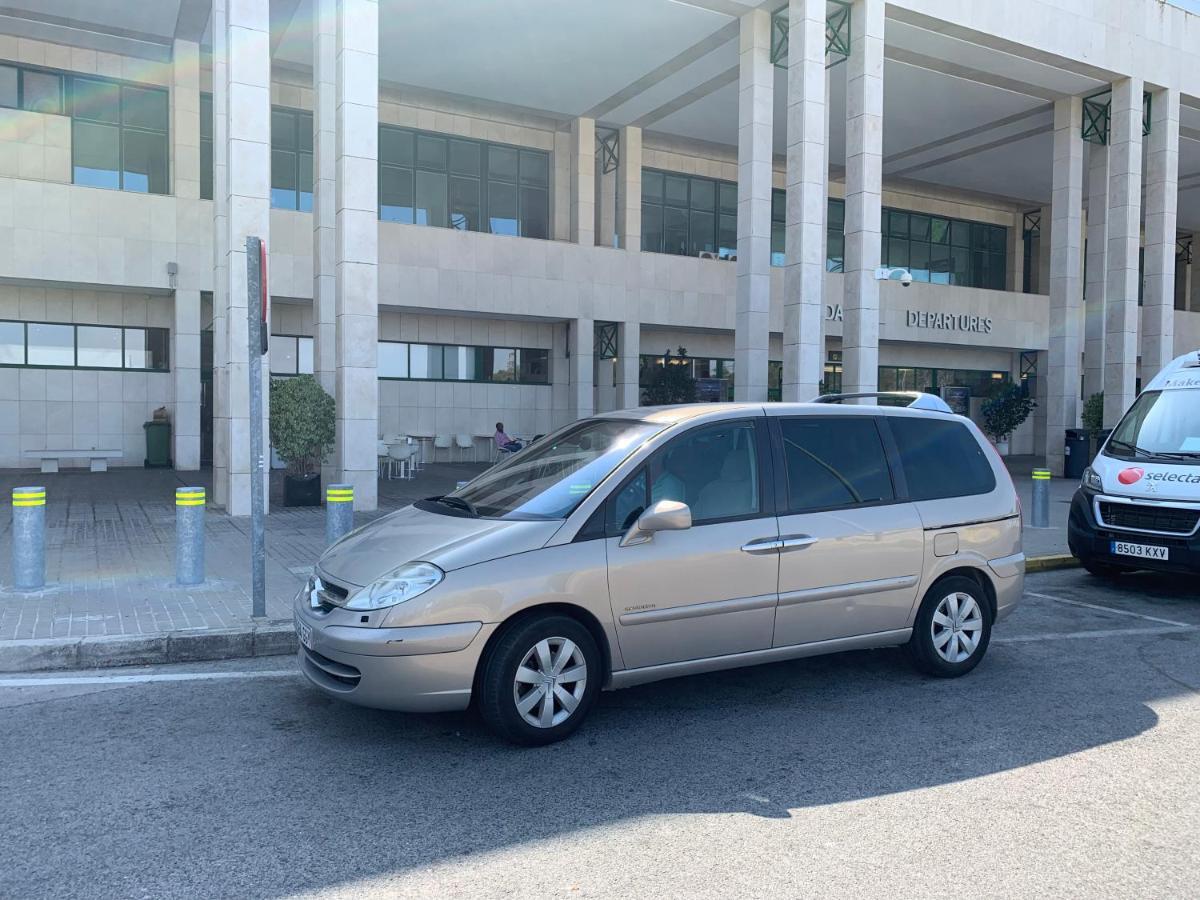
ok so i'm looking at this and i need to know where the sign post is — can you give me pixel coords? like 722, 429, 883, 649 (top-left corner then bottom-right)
247, 236, 267, 618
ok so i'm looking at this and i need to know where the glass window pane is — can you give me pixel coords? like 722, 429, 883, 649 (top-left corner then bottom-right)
298, 112, 313, 152
378, 341, 409, 378
298, 150, 313, 212
269, 335, 298, 374
271, 149, 297, 209
415, 170, 448, 227
651, 423, 759, 522
642, 169, 663, 203
689, 210, 715, 255
0, 66, 17, 108
200, 137, 213, 200
23, 71, 62, 115
719, 214, 738, 259
449, 175, 480, 231
950, 246, 970, 285
488, 181, 518, 235
971, 223, 988, 251
380, 165, 414, 223
72, 77, 120, 124
488, 348, 517, 382
641, 203, 663, 252
443, 345, 477, 381
72, 120, 120, 189
951, 219, 970, 247
690, 178, 715, 211
519, 348, 549, 384
122, 86, 166, 131
909, 214, 931, 241
416, 134, 447, 170
519, 149, 549, 187
409, 344, 442, 379
931, 217, 950, 244
199, 92, 213, 139
891, 418, 995, 501
271, 109, 296, 150
990, 225, 1008, 254
122, 129, 168, 194
0, 321, 24, 364
770, 221, 785, 267
888, 210, 909, 237
27, 323, 74, 366
664, 174, 688, 206
780, 417, 894, 512
663, 206, 688, 255
449, 139, 480, 176
519, 185, 549, 239
826, 231, 844, 272
123, 328, 147, 368
77, 326, 122, 368
908, 242, 930, 282
487, 145, 518, 182
380, 127, 414, 166
886, 238, 909, 268
828, 198, 845, 230
298, 337, 314, 374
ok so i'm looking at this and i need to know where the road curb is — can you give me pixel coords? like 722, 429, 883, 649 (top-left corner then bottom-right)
1026, 554, 1080, 573
0, 621, 297, 673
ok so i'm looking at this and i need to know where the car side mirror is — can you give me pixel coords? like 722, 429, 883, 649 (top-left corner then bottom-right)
620, 499, 692, 547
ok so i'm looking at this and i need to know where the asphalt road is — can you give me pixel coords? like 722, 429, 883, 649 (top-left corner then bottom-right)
2, 569, 1199, 899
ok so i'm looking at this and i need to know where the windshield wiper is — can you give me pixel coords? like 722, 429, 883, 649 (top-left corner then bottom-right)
1107, 438, 1153, 457
1108, 439, 1198, 461
426, 495, 479, 517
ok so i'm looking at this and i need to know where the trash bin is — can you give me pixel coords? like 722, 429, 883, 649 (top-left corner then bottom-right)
1064, 428, 1089, 479
143, 421, 172, 468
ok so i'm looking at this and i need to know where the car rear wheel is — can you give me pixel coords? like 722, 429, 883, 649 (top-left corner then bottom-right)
478, 614, 600, 746
906, 575, 993, 678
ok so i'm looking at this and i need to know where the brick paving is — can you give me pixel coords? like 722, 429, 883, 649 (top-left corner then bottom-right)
0, 463, 488, 642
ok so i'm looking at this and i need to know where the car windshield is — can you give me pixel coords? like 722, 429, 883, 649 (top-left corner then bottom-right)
1106, 390, 1200, 462
447, 419, 662, 519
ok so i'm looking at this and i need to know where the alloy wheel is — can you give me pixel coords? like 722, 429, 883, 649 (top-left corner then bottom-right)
512, 637, 588, 728
931, 591, 984, 664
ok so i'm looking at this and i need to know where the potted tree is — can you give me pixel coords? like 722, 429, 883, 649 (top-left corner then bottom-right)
643, 347, 698, 405
981, 383, 1036, 456
269, 374, 336, 507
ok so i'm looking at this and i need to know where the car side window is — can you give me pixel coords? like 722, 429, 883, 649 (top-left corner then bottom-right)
889, 417, 996, 500
650, 422, 760, 524
779, 417, 894, 512
608, 468, 648, 534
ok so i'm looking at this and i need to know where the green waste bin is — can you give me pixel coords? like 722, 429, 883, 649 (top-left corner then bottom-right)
143, 420, 172, 468
1064, 428, 1089, 479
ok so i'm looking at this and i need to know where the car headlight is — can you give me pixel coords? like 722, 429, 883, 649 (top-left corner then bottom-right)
1081, 466, 1103, 492
346, 562, 444, 611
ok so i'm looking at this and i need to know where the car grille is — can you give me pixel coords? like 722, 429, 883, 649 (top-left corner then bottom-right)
1098, 501, 1200, 536
310, 575, 349, 613
301, 646, 361, 691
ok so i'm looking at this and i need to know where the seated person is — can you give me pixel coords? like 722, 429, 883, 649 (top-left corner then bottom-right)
494, 422, 523, 454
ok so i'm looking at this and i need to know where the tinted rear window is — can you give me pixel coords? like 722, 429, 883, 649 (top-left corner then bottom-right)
779, 417, 895, 512
890, 417, 996, 501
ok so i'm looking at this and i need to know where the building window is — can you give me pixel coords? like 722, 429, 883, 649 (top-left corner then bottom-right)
268, 335, 314, 376
70, 75, 169, 194
0, 320, 169, 370
877, 366, 1007, 396
271, 107, 313, 211
638, 353, 736, 401
880, 208, 1007, 290
379, 126, 550, 239
200, 91, 213, 200
378, 341, 550, 384
0, 64, 64, 114
641, 169, 737, 259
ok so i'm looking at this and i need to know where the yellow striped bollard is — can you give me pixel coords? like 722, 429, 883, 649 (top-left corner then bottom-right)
11, 486, 46, 590
176, 486, 206, 585
1031, 468, 1051, 529
326, 484, 354, 546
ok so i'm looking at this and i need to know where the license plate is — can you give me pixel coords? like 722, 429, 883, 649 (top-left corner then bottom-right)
296, 618, 314, 650
1111, 541, 1169, 561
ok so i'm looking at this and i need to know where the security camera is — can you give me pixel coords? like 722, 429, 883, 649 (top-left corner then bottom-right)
899, 271, 913, 288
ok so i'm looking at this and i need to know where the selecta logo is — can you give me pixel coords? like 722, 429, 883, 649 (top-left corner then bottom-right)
1117, 468, 1145, 485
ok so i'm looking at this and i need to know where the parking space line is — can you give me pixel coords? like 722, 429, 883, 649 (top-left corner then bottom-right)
0, 670, 299, 688
995, 625, 1195, 644
1025, 591, 1193, 628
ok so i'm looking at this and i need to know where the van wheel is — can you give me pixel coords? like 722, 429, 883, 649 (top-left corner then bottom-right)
478, 615, 600, 746
906, 576, 992, 678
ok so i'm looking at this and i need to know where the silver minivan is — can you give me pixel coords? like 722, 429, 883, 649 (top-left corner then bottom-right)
295, 397, 1024, 744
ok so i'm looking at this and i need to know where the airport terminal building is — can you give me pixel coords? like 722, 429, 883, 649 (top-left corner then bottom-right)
0, 0, 1199, 512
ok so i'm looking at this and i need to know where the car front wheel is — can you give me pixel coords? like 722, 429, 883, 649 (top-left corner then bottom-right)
906, 575, 993, 677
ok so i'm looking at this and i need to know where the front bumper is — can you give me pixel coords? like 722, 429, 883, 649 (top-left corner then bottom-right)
294, 594, 495, 713
1067, 488, 1200, 575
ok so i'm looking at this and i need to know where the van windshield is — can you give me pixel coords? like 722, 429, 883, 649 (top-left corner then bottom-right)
445, 419, 662, 519
1107, 390, 1200, 463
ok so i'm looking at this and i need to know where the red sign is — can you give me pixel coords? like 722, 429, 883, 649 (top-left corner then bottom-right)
1117, 467, 1145, 485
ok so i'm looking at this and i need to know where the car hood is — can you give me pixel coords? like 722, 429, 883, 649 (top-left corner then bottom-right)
316, 504, 564, 588
1092, 453, 1200, 501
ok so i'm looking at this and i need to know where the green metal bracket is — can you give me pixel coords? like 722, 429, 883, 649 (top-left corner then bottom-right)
1142, 90, 1152, 137
1178, 235, 1194, 265
596, 128, 619, 175
1081, 89, 1153, 145
770, 2, 852, 70
595, 322, 618, 360
1022, 210, 1042, 236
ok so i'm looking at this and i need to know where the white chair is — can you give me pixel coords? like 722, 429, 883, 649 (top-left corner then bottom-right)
388, 443, 416, 480
454, 433, 476, 462
433, 434, 453, 462
377, 441, 392, 479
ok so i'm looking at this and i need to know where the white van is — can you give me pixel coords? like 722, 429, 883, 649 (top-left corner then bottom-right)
1069, 350, 1200, 577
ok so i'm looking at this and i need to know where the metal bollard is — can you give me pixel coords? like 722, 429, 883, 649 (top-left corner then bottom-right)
1031, 468, 1051, 529
326, 484, 354, 546
11, 486, 46, 591
175, 486, 206, 585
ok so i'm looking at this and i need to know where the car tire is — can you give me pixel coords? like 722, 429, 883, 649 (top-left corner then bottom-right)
1081, 558, 1125, 579
906, 575, 993, 678
478, 614, 600, 746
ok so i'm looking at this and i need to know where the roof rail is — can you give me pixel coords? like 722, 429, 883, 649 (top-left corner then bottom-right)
812, 391, 954, 413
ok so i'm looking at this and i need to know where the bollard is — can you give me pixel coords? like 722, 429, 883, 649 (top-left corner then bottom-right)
326, 484, 354, 546
11, 486, 46, 590
175, 486, 206, 585
1031, 468, 1051, 529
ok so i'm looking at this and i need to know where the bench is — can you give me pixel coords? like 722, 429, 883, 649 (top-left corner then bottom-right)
25, 449, 123, 473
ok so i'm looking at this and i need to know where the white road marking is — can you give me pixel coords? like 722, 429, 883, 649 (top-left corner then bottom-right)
0, 670, 299, 688
1025, 590, 1193, 628
995, 625, 1195, 644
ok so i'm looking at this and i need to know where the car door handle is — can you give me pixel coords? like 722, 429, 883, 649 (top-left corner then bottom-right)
777, 534, 818, 552
740, 537, 784, 554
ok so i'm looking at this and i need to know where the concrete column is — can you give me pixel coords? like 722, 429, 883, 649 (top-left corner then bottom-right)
616, 125, 642, 250
615, 321, 640, 409
171, 39, 201, 200
211, 0, 229, 508
1083, 143, 1109, 399
1141, 87, 1180, 377
173, 290, 201, 470
1007, 211, 1024, 293
552, 130, 571, 241
841, 0, 884, 397
569, 318, 594, 421
782, 0, 826, 401
1036, 205, 1052, 295
596, 157, 617, 249
734, 8, 772, 402
1193, 233, 1200, 312
334, 0, 379, 512
1103, 78, 1145, 427
1045, 96, 1085, 477
220, 0, 272, 515
570, 118, 596, 246
312, 0, 337, 398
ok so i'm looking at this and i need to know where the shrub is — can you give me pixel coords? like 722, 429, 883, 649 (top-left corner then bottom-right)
269, 374, 335, 477
643, 346, 697, 405
1082, 392, 1104, 432
981, 383, 1036, 443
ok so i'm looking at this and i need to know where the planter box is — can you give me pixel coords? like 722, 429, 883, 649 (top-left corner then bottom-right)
284, 473, 321, 507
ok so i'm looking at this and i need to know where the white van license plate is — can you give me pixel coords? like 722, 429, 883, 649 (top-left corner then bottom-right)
296, 619, 314, 650
1111, 541, 1169, 561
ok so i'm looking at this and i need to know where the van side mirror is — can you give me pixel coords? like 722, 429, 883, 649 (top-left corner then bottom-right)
620, 499, 692, 547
